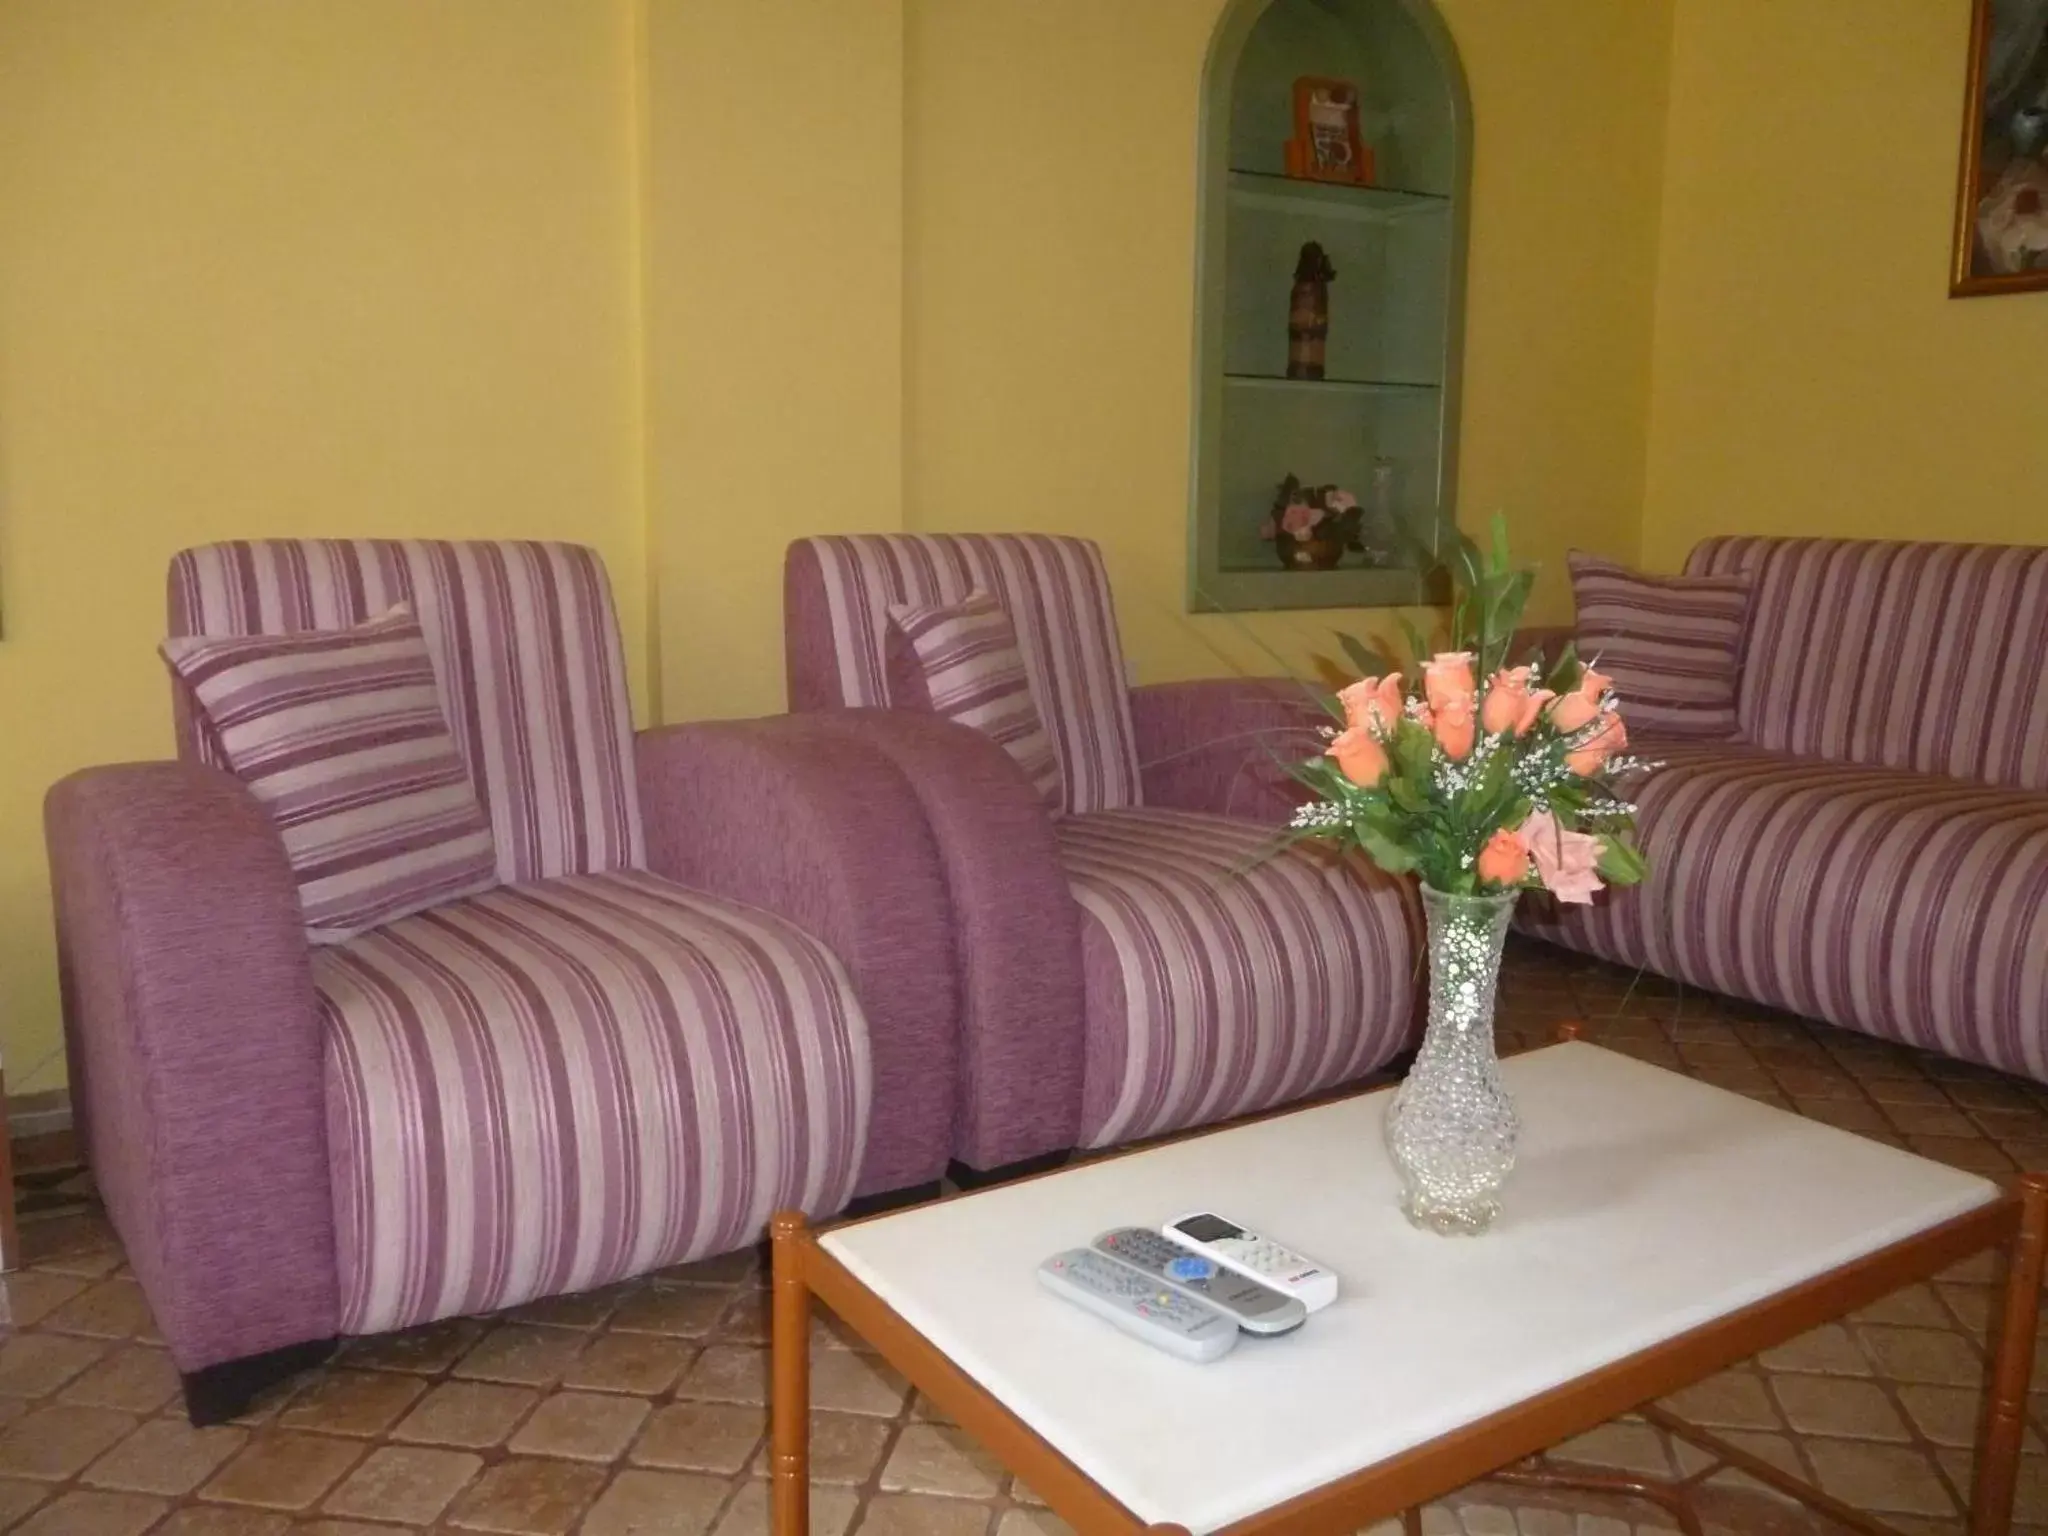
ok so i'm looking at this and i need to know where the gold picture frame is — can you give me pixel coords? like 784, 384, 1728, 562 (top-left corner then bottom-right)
1950, 0, 2048, 296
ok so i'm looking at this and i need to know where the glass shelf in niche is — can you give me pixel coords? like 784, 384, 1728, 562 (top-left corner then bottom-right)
1227, 169, 1450, 223
1224, 371, 1439, 395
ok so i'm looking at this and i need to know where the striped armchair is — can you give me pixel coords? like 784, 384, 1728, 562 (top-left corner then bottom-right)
1522, 536, 2048, 1081
784, 534, 1421, 1177
47, 540, 957, 1423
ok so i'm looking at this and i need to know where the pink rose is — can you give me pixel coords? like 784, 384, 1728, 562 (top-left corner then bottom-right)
1325, 489, 1358, 514
1565, 712, 1628, 776
1328, 727, 1388, 788
1337, 673, 1406, 736
1519, 810, 1606, 904
1280, 502, 1318, 537
1476, 828, 1530, 888
1431, 696, 1475, 761
1424, 652, 1476, 715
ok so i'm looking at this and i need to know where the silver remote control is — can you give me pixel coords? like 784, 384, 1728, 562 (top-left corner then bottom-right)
1036, 1249, 1238, 1363
1092, 1227, 1307, 1334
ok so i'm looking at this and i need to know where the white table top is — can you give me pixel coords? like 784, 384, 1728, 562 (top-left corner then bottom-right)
821, 1043, 2001, 1533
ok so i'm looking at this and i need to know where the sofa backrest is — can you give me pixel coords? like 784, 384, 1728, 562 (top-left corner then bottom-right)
1687, 536, 2048, 790
785, 533, 1142, 813
168, 539, 643, 883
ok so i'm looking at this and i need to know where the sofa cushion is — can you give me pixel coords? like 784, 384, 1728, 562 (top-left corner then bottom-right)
1687, 537, 2048, 790
169, 540, 645, 883
314, 869, 872, 1336
1568, 551, 1752, 740
785, 534, 1143, 814
162, 605, 499, 944
1055, 808, 1417, 1148
888, 592, 1065, 810
1519, 743, 2048, 1081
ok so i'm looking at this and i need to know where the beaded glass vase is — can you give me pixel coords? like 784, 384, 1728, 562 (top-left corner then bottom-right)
1384, 884, 1521, 1235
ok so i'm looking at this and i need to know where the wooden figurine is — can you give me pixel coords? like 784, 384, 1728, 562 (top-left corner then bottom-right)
1287, 242, 1337, 380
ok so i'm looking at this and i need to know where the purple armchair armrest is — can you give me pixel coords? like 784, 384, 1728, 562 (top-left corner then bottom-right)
636, 717, 958, 1198
1130, 678, 1325, 824
796, 710, 1087, 1173
45, 764, 338, 1384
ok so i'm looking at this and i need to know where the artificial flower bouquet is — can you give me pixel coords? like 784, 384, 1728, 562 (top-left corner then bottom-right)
1288, 519, 1651, 904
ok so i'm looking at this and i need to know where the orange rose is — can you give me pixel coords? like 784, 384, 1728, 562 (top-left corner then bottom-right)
1480, 666, 1558, 737
1328, 726, 1388, 788
1337, 673, 1406, 736
1476, 827, 1530, 887
1565, 713, 1628, 776
1431, 696, 1475, 761
1547, 666, 1612, 733
1423, 651, 1476, 715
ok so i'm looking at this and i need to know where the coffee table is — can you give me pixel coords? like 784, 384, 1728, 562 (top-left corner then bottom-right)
770, 1040, 2048, 1536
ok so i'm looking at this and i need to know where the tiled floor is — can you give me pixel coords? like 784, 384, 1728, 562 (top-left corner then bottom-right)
3, 938, 2048, 1536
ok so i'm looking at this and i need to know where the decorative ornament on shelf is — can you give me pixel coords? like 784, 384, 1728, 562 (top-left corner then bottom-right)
1285, 76, 1375, 185
1286, 242, 1337, 380
1260, 474, 1363, 571
1287, 516, 1654, 1235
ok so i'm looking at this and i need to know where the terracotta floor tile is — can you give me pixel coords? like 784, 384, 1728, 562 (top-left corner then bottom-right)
1669, 1426, 1808, 1480
1768, 1375, 1912, 1442
453, 1324, 587, 1387
389, 1379, 538, 1448
676, 1346, 770, 1406
276, 1368, 425, 1437
1853, 1286, 1955, 1329
658, 1250, 759, 1287
1804, 1438, 1958, 1517
199, 1432, 363, 1510
767, 1411, 892, 1486
149, 1506, 291, 1536
0, 1335, 105, 1399
808, 1347, 910, 1417
444, 1454, 608, 1533
298, 1522, 416, 1536
997, 1508, 1077, 1536
879, 1423, 1006, 1497
1758, 1325, 1873, 1377
582, 1468, 733, 1535
0, 1403, 136, 1480
631, 1402, 767, 1475
80, 1415, 246, 1494
854, 1491, 998, 1536
38, 1278, 156, 1342
321, 1442, 483, 1524
508, 1388, 649, 1462
0, 1478, 43, 1527
714, 1478, 860, 1536
55, 1345, 177, 1414
509, 1285, 625, 1330
563, 1331, 693, 1395
1901, 1384, 1993, 1448
342, 1316, 485, 1375
1657, 1370, 1780, 1431
1547, 1422, 1673, 1478
0, 1275, 87, 1331
11, 1488, 165, 1535
610, 1285, 733, 1339
1858, 1326, 1986, 1388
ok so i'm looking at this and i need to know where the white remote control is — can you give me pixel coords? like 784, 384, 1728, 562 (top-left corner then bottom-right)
1161, 1212, 1339, 1313
1036, 1248, 1239, 1363
1092, 1227, 1307, 1335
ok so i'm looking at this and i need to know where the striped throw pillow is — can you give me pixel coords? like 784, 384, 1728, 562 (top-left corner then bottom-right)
887, 591, 1066, 810
1569, 551, 1755, 739
161, 605, 499, 943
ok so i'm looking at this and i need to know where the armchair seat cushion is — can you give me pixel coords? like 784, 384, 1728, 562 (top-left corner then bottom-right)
1056, 809, 1417, 1149
315, 869, 871, 1336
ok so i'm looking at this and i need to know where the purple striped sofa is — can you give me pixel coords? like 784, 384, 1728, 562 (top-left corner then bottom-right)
46, 540, 959, 1423
784, 533, 1422, 1175
1522, 536, 2048, 1081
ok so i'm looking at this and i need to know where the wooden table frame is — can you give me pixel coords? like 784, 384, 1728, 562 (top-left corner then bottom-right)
770, 1123, 2048, 1536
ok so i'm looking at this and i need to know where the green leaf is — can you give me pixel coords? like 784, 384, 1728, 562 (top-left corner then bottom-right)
1350, 819, 1420, 875
1334, 631, 1394, 680
1395, 612, 1433, 673
1595, 833, 1650, 887
1489, 510, 1512, 576
1544, 642, 1581, 695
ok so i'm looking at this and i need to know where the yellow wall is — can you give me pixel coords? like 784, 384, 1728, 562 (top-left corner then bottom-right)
641, 0, 906, 723
0, 2, 647, 1089
904, 0, 1673, 675
1640, 0, 2048, 568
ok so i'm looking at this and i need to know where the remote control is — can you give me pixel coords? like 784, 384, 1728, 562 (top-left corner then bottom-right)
1036, 1248, 1239, 1363
1161, 1212, 1339, 1313
1092, 1227, 1307, 1335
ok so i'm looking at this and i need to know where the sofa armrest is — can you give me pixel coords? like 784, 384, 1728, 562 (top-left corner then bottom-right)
636, 717, 959, 1196
44, 764, 337, 1375
1130, 678, 1324, 825
796, 710, 1086, 1172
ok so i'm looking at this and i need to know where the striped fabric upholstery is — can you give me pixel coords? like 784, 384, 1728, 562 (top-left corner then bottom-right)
1519, 744, 2048, 1081
788, 535, 1142, 815
1056, 809, 1418, 1148
888, 592, 1065, 809
168, 541, 643, 884
1569, 552, 1752, 739
1688, 537, 2048, 790
315, 869, 871, 1336
161, 606, 498, 943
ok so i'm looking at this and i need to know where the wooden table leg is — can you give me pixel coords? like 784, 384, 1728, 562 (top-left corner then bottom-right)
1972, 1174, 2048, 1536
771, 1212, 812, 1536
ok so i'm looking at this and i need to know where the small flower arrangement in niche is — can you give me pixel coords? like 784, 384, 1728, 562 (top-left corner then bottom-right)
1285, 515, 1654, 1237
1259, 474, 1364, 571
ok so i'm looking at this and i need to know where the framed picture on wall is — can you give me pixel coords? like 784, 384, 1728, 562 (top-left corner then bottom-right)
1951, 0, 2048, 295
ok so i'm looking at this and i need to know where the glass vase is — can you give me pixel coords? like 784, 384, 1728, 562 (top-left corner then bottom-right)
1384, 884, 1521, 1235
